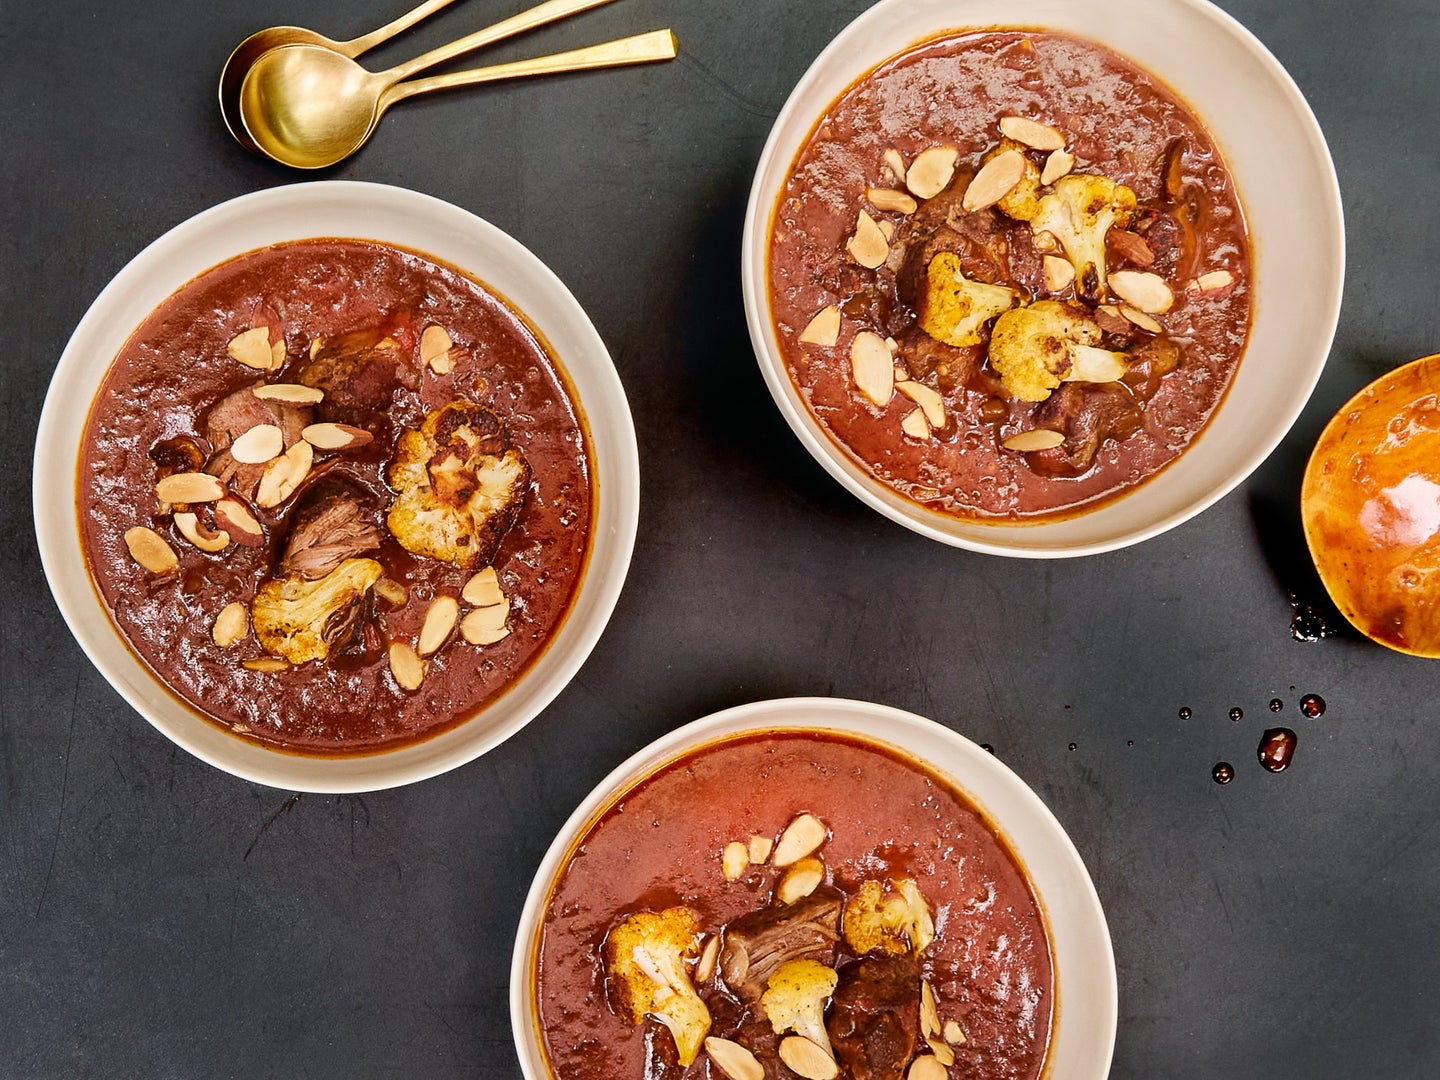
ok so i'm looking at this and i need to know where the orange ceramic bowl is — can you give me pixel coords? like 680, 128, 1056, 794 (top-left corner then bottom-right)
1303, 354, 1440, 656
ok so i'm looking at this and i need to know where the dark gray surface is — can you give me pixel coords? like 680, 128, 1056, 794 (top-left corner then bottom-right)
2, 0, 1438, 1076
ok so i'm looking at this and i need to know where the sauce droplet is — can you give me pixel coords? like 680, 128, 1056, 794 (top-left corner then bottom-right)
1290, 603, 1332, 642
1229, 707, 1244, 722
1300, 694, 1326, 719
1126, 740, 1134, 747
1258, 728, 1297, 772
1269, 698, 1284, 712
1178, 706, 1192, 720
1068, 742, 1077, 752
1212, 762, 1234, 784
980, 743, 994, 754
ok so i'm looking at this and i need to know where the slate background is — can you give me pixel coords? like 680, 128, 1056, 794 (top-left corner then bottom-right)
3, 0, 1438, 1076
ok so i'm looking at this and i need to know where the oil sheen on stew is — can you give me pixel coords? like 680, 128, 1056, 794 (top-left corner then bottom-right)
536, 732, 1052, 1080
769, 31, 1252, 519
80, 239, 592, 753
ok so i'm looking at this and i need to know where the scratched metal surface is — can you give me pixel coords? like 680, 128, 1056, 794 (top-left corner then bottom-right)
2, 1, 1438, 1076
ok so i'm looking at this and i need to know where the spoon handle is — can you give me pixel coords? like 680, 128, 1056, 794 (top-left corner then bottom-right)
342, 0, 461, 57
383, 29, 677, 105
385, 0, 622, 82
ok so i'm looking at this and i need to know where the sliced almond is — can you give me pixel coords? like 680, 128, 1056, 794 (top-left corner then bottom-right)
906, 146, 960, 200
123, 526, 177, 574
886, 336, 900, 356
242, 657, 290, 673
696, 936, 722, 985
1068, 344, 1128, 383
269, 337, 286, 371
927, 1038, 955, 1067
1120, 305, 1163, 334
374, 577, 408, 607
462, 567, 504, 608
920, 980, 941, 1039
173, 511, 230, 553
389, 641, 426, 691
901, 408, 930, 440
421, 324, 454, 373
461, 621, 510, 647
461, 603, 511, 646
847, 210, 889, 270
773, 812, 826, 866
227, 327, 274, 370
723, 841, 750, 882
1043, 254, 1075, 293
212, 602, 249, 648
999, 115, 1066, 151
155, 471, 224, 504
301, 422, 373, 451
778, 1036, 838, 1080
962, 149, 1025, 212
1040, 148, 1075, 185
883, 148, 907, 183
1107, 228, 1156, 268
878, 219, 896, 242
747, 834, 773, 865
256, 440, 313, 508
1093, 304, 1134, 336
943, 1020, 966, 1045
896, 380, 945, 428
907, 1057, 947, 1080
704, 1037, 763, 1080
1109, 269, 1174, 314
867, 187, 919, 215
253, 383, 324, 405
777, 857, 825, 905
418, 595, 459, 656
231, 423, 284, 465
309, 337, 325, 359
894, 365, 909, 384
1002, 429, 1065, 452
850, 332, 894, 407
1193, 269, 1236, 293
214, 496, 265, 547
798, 305, 842, 348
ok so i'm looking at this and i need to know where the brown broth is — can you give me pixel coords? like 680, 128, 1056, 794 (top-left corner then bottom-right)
769, 30, 1252, 519
79, 239, 592, 754
535, 731, 1053, 1080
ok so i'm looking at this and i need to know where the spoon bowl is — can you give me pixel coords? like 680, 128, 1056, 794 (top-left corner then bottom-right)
219, 27, 338, 152
239, 44, 384, 169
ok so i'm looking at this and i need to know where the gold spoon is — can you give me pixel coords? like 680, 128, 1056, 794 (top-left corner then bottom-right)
239, 0, 672, 169
220, 0, 462, 155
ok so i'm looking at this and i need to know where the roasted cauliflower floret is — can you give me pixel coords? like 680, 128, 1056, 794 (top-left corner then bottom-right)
986, 138, 1042, 222
761, 959, 839, 1058
386, 401, 531, 570
603, 908, 711, 1067
1030, 174, 1137, 301
251, 557, 382, 665
917, 252, 1020, 347
842, 879, 936, 957
987, 300, 1127, 402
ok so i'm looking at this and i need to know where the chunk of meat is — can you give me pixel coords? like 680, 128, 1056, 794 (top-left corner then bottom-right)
1134, 206, 1196, 280
204, 382, 310, 452
894, 170, 1016, 310
203, 383, 312, 500
299, 329, 409, 433
826, 955, 922, 1080
718, 887, 841, 1005
280, 478, 383, 581
1028, 382, 1143, 477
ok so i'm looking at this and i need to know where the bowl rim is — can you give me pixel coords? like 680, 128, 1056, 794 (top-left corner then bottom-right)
508, 695, 1118, 1079
33, 180, 640, 792
740, 0, 1346, 558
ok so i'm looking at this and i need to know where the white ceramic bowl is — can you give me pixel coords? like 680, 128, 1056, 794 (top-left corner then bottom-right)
33, 181, 639, 792
510, 697, 1116, 1079
742, 0, 1345, 557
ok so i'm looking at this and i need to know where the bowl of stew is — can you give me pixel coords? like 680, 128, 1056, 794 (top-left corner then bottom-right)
742, 0, 1344, 556
511, 697, 1116, 1080
34, 181, 639, 791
